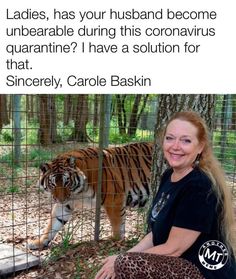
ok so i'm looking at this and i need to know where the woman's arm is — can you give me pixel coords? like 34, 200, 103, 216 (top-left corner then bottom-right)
144, 226, 201, 257
128, 231, 153, 252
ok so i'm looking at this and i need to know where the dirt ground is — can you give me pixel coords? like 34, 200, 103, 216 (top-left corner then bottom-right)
0, 186, 146, 279
9, 239, 135, 279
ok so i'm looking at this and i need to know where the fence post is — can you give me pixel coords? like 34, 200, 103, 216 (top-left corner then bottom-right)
13, 94, 21, 165
103, 94, 112, 147
94, 94, 111, 241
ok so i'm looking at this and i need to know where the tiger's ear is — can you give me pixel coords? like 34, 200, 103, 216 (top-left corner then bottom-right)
40, 163, 50, 173
68, 156, 76, 168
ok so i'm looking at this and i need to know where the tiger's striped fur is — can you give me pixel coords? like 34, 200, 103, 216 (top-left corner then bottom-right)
29, 142, 153, 249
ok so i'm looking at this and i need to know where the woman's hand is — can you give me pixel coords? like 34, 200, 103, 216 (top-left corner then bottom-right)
95, 255, 118, 279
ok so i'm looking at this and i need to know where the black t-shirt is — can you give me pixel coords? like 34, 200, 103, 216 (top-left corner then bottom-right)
148, 168, 236, 279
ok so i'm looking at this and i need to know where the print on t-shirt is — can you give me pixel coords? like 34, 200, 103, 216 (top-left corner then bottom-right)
151, 192, 170, 222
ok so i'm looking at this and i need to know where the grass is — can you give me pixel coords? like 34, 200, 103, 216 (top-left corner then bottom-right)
42, 237, 141, 279
43, 221, 82, 263
28, 148, 55, 167
0, 148, 54, 169
74, 237, 141, 278
6, 185, 20, 193
40, 213, 145, 278
0, 165, 23, 193
214, 147, 236, 173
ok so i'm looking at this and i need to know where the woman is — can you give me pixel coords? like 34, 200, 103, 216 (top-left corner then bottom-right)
95, 111, 236, 279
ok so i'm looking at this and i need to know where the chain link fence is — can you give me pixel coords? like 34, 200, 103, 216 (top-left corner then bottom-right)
0, 94, 235, 277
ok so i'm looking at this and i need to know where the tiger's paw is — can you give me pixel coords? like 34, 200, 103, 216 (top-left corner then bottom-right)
27, 239, 49, 250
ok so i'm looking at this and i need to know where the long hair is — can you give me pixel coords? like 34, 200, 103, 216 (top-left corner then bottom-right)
161, 111, 235, 254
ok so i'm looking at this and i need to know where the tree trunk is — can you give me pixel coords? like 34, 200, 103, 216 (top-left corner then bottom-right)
93, 94, 99, 134
13, 94, 21, 165
26, 95, 35, 120
116, 94, 127, 135
128, 94, 149, 137
73, 94, 89, 142
151, 94, 216, 196
64, 94, 73, 125
50, 96, 57, 143
103, 94, 112, 147
38, 95, 57, 145
220, 95, 230, 162
30, 95, 35, 120
0, 95, 10, 131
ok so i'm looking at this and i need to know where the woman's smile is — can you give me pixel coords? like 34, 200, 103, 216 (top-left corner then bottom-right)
163, 119, 204, 174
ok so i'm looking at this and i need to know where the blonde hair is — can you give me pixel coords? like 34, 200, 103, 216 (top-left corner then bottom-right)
162, 111, 235, 253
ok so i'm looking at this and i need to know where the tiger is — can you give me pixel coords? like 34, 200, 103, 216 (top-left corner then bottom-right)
28, 142, 153, 250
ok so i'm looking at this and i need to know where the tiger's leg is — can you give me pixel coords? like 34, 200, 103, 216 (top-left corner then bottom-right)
103, 192, 126, 240
28, 203, 73, 250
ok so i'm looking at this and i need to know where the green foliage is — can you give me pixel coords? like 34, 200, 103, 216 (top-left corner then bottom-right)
56, 120, 75, 141
28, 149, 54, 167
86, 122, 99, 142
109, 128, 154, 144
213, 130, 236, 173
6, 184, 20, 193
0, 147, 53, 169
42, 233, 141, 278
44, 220, 81, 264
43, 232, 74, 263
2, 130, 14, 142
22, 122, 39, 144
77, 237, 140, 279
43, 246, 65, 263
0, 153, 23, 171
61, 229, 74, 249
0, 152, 13, 166
109, 132, 132, 144
0, 165, 23, 193
0, 119, 75, 145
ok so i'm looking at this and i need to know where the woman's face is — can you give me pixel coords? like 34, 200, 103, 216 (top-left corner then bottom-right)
163, 119, 204, 172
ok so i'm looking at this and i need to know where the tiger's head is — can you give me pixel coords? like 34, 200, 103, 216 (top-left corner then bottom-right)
38, 156, 87, 203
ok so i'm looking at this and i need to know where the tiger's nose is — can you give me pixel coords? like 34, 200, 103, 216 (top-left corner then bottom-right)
52, 187, 71, 203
